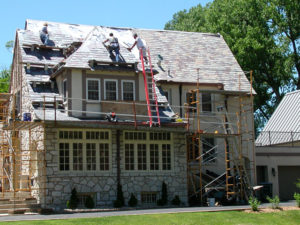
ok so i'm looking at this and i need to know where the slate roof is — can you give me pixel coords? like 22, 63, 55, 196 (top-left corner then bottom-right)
256, 90, 300, 146
20, 19, 253, 93
64, 27, 137, 68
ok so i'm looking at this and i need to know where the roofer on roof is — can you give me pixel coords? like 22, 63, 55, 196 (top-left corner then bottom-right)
103, 33, 120, 62
40, 23, 49, 45
127, 33, 148, 65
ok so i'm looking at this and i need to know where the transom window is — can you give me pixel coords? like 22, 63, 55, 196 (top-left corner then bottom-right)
125, 131, 146, 140
87, 79, 100, 101
123, 131, 172, 171
105, 80, 118, 100
86, 131, 109, 140
59, 131, 83, 139
122, 80, 135, 101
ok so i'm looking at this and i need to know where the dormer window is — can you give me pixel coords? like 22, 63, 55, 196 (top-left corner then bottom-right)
87, 79, 100, 101
105, 79, 118, 100
122, 80, 135, 101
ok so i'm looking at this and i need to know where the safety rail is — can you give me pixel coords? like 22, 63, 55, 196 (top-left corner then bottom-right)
256, 131, 300, 146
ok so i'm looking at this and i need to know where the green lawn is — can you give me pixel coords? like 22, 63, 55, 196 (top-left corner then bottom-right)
1, 210, 300, 225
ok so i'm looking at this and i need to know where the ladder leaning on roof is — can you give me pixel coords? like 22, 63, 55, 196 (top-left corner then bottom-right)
139, 48, 160, 127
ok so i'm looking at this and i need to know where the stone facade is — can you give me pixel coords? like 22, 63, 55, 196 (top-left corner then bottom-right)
40, 126, 187, 209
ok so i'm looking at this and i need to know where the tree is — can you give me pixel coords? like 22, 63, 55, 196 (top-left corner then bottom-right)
266, 0, 300, 89
165, 0, 299, 132
0, 68, 10, 93
5, 40, 14, 53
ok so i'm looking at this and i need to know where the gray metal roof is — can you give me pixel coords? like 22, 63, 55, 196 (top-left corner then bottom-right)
256, 90, 300, 146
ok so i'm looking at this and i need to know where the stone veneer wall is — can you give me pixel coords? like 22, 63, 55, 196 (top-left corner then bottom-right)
43, 126, 187, 209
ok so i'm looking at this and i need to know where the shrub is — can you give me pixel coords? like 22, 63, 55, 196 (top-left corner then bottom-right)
248, 196, 260, 211
66, 200, 70, 209
266, 195, 280, 209
128, 193, 138, 207
157, 182, 168, 206
294, 193, 300, 208
69, 188, 79, 209
85, 196, 95, 209
296, 179, 300, 189
114, 184, 124, 208
171, 195, 181, 206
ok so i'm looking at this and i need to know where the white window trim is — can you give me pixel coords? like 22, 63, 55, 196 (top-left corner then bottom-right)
201, 93, 213, 113
62, 79, 67, 103
104, 79, 118, 100
86, 78, 101, 102
57, 129, 112, 173
121, 80, 135, 101
123, 131, 173, 172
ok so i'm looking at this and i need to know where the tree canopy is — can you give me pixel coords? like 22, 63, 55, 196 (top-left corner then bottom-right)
165, 0, 299, 132
0, 68, 10, 93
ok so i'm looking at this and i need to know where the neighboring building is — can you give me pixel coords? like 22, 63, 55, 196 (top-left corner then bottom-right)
256, 90, 300, 200
0, 19, 255, 211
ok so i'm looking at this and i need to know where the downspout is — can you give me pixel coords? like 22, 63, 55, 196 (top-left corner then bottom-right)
179, 84, 182, 117
116, 130, 121, 185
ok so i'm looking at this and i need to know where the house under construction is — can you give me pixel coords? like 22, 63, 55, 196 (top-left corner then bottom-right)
0, 19, 255, 212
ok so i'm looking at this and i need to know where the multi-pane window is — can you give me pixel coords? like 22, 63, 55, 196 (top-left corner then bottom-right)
86, 143, 96, 170
59, 143, 70, 171
123, 131, 172, 171
105, 80, 117, 100
150, 144, 159, 170
87, 79, 100, 101
150, 132, 170, 141
99, 143, 109, 171
86, 131, 109, 140
59, 131, 83, 139
125, 132, 146, 140
122, 81, 135, 101
73, 143, 83, 171
141, 192, 157, 204
137, 144, 147, 170
58, 130, 111, 172
125, 144, 134, 170
202, 93, 212, 112
162, 144, 171, 170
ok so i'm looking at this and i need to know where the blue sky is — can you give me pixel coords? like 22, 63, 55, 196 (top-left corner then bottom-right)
0, 0, 211, 69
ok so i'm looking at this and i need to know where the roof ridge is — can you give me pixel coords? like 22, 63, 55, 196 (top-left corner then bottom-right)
25, 19, 221, 37
64, 26, 100, 65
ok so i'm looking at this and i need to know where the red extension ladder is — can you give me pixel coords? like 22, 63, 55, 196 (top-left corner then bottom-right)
140, 48, 160, 127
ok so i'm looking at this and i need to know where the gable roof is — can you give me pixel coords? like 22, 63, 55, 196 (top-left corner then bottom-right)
19, 19, 253, 93
256, 90, 300, 146
64, 27, 137, 68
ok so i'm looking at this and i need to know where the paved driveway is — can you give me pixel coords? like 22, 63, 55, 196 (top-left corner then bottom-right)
0, 201, 296, 222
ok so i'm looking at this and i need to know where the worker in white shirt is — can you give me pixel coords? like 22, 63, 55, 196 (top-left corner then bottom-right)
127, 33, 148, 64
